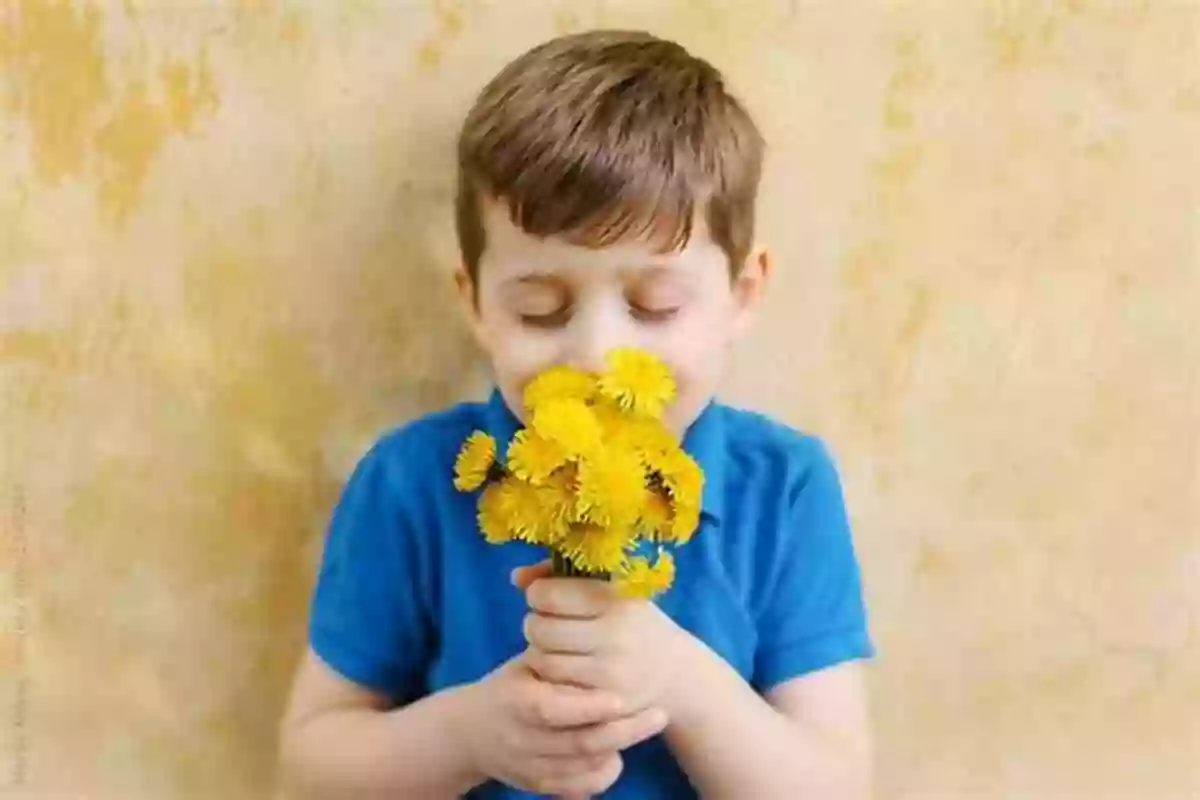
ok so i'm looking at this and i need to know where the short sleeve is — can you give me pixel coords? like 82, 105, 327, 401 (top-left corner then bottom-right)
752, 440, 874, 693
308, 440, 432, 701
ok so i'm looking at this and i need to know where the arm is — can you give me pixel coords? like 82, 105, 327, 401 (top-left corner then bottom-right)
277, 649, 483, 800
275, 439, 470, 798
525, 600, 873, 800
282, 438, 663, 798
521, 438, 875, 798
663, 649, 872, 799
522, 587, 874, 800
279, 646, 665, 799
661, 438, 875, 797
280, 437, 484, 797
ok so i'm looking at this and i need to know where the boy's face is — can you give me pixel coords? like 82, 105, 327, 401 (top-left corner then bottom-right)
458, 199, 770, 435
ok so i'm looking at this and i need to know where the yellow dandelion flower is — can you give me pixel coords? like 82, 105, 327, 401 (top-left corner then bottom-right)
657, 449, 704, 510
591, 398, 626, 441
667, 500, 701, 545
575, 447, 647, 530
528, 464, 585, 526
638, 440, 672, 478
454, 431, 496, 491
638, 419, 679, 453
616, 550, 676, 598
647, 448, 703, 544
477, 482, 514, 543
594, 398, 678, 460
541, 470, 578, 527
523, 365, 599, 413
560, 523, 630, 574
531, 398, 602, 459
598, 347, 676, 420
506, 430, 568, 486
637, 488, 673, 540
500, 477, 568, 547
472, 351, 703, 590
627, 422, 680, 468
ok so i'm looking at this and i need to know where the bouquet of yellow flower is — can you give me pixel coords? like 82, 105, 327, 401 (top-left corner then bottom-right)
453, 348, 703, 598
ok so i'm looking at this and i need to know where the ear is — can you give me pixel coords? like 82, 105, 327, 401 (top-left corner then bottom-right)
732, 246, 771, 336
454, 265, 488, 350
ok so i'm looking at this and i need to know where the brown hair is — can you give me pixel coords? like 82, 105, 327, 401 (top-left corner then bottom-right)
455, 30, 765, 283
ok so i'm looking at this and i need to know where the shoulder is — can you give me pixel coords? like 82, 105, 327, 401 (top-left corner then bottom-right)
367, 398, 487, 468
713, 402, 841, 498
341, 398, 489, 502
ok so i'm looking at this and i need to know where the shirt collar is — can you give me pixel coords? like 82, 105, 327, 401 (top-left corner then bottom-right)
482, 388, 726, 525
482, 388, 522, 457
681, 400, 726, 526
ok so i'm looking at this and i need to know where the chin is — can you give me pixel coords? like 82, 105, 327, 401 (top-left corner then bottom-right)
496, 383, 528, 421
666, 398, 707, 436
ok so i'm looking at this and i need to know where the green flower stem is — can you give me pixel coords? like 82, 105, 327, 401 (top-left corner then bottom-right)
551, 549, 582, 577
551, 549, 608, 580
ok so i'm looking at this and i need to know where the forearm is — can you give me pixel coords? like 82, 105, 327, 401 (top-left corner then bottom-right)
279, 685, 483, 800
664, 640, 869, 800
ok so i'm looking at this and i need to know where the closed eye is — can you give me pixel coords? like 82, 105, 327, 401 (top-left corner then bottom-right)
630, 304, 681, 323
519, 307, 573, 328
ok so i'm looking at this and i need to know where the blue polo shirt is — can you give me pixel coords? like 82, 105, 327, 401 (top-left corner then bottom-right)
309, 390, 874, 798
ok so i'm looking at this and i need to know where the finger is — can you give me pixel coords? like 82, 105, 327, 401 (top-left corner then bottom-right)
524, 613, 602, 655
511, 559, 553, 589
526, 577, 613, 619
573, 706, 668, 755
521, 706, 670, 758
518, 751, 609, 776
538, 753, 623, 796
516, 680, 624, 728
508, 754, 609, 796
526, 648, 600, 689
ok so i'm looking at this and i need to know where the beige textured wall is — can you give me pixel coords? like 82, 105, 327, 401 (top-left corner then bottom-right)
1, 1, 1196, 798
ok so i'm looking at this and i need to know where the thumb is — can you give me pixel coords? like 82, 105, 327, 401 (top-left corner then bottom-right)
511, 559, 553, 590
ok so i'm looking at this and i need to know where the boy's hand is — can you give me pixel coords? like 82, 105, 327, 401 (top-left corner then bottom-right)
514, 562, 697, 723
455, 652, 668, 796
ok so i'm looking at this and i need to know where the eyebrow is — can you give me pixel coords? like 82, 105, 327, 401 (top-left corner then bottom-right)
501, 262, 682, 289
625, 264, 687, 283
499, 274, 567, 293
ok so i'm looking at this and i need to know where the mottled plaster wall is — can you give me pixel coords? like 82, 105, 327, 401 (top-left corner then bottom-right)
1, 1, 1196, 798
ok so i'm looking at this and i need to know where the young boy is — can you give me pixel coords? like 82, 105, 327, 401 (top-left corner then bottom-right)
279, 30, 874, 799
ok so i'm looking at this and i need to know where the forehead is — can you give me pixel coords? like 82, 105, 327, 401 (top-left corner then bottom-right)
477, 198, 725, 279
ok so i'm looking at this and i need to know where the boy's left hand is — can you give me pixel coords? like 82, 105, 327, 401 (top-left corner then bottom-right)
513, 561, 696, 720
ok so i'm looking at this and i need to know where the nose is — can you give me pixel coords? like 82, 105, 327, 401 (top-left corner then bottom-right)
566, 301, 631, 373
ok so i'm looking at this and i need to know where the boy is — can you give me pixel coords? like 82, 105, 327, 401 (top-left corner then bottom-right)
279, 30, 874, 799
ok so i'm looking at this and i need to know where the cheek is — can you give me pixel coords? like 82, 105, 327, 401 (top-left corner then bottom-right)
481, 319, 563, 391
663, 303, 735, 368
655, 314, 735, 430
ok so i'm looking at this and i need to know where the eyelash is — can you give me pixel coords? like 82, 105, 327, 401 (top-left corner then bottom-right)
519, 308, 572, 329
632, 305, 680, 323
519, 304, 680, 328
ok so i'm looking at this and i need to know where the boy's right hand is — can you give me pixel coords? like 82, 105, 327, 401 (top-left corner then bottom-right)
455, 653, 667, 796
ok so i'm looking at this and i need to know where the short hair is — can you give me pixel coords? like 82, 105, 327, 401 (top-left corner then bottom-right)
455, 30, 765, 281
